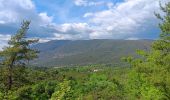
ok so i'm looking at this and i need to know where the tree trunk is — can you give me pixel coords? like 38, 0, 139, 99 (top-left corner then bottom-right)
7, 55, 16, 90
7, 68, 12, 90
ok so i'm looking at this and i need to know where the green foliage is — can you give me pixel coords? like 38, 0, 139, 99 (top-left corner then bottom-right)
0, 65, 130, 99
51, 79, 71, 100
2, 81, 58, 100
0, 92, 4, 100
0, 21, 39, 91
127, 70, 163, 100
124, 2, 170, 99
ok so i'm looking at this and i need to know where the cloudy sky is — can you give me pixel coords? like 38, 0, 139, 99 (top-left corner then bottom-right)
0, 0, 169, 49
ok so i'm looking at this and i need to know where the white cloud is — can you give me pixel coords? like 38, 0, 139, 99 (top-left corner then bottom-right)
74, 0, 105, 6
31, 0, 170, 41
74, 0, 87, 6
60, 23, 89, 33
0, 0, 35, 23
0, 0, 55, 49
83, 0, 169, 39
0, 34, 11, 41
107, 2, 114, 9
0, 20, 5, 24
0, 34, 11, 50
126, 37, 139, 40
88, 1, 105, 6
39, 12, 53, 25
0, 41, 7, 51
83, 13, 93, 18
0, 0, 53, 26
39, 38, 51, 43
0, 0, 35, 10
50, 23, 92, 40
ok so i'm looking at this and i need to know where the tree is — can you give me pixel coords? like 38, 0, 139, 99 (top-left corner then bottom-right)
124, 2, 170, 99
0, 21, 39, 91
50, 79, 71, 100
152, 2, 170, 99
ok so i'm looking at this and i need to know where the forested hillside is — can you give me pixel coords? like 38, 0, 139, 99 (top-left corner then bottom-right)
32, 39, 152, 66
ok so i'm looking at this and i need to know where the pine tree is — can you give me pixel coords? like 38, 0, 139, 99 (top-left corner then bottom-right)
0, 21, 39, 91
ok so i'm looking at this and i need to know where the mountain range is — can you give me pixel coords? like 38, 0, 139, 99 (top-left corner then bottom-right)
32, 39, 152, 66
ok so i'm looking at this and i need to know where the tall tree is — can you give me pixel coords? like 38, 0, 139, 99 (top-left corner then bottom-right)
124, 2, 170, 99
152, 2, 170, 99
0, 21, 39, 91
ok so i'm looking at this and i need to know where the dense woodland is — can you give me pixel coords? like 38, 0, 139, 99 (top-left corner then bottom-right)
0, 2, 170, 100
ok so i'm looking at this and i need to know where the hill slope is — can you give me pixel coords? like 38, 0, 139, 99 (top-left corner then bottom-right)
32, 39, 152, 66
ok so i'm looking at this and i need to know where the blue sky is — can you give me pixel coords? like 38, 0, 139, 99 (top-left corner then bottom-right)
0, 0, 169, 49
33, 0, 122, 23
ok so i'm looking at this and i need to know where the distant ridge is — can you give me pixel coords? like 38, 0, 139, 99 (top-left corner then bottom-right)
32, 39, 153, 66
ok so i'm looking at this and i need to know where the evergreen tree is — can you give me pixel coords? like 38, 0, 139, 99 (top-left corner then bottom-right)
0, 21, 39, 91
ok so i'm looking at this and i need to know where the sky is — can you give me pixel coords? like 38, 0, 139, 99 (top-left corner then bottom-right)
0, 0, 169, 49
